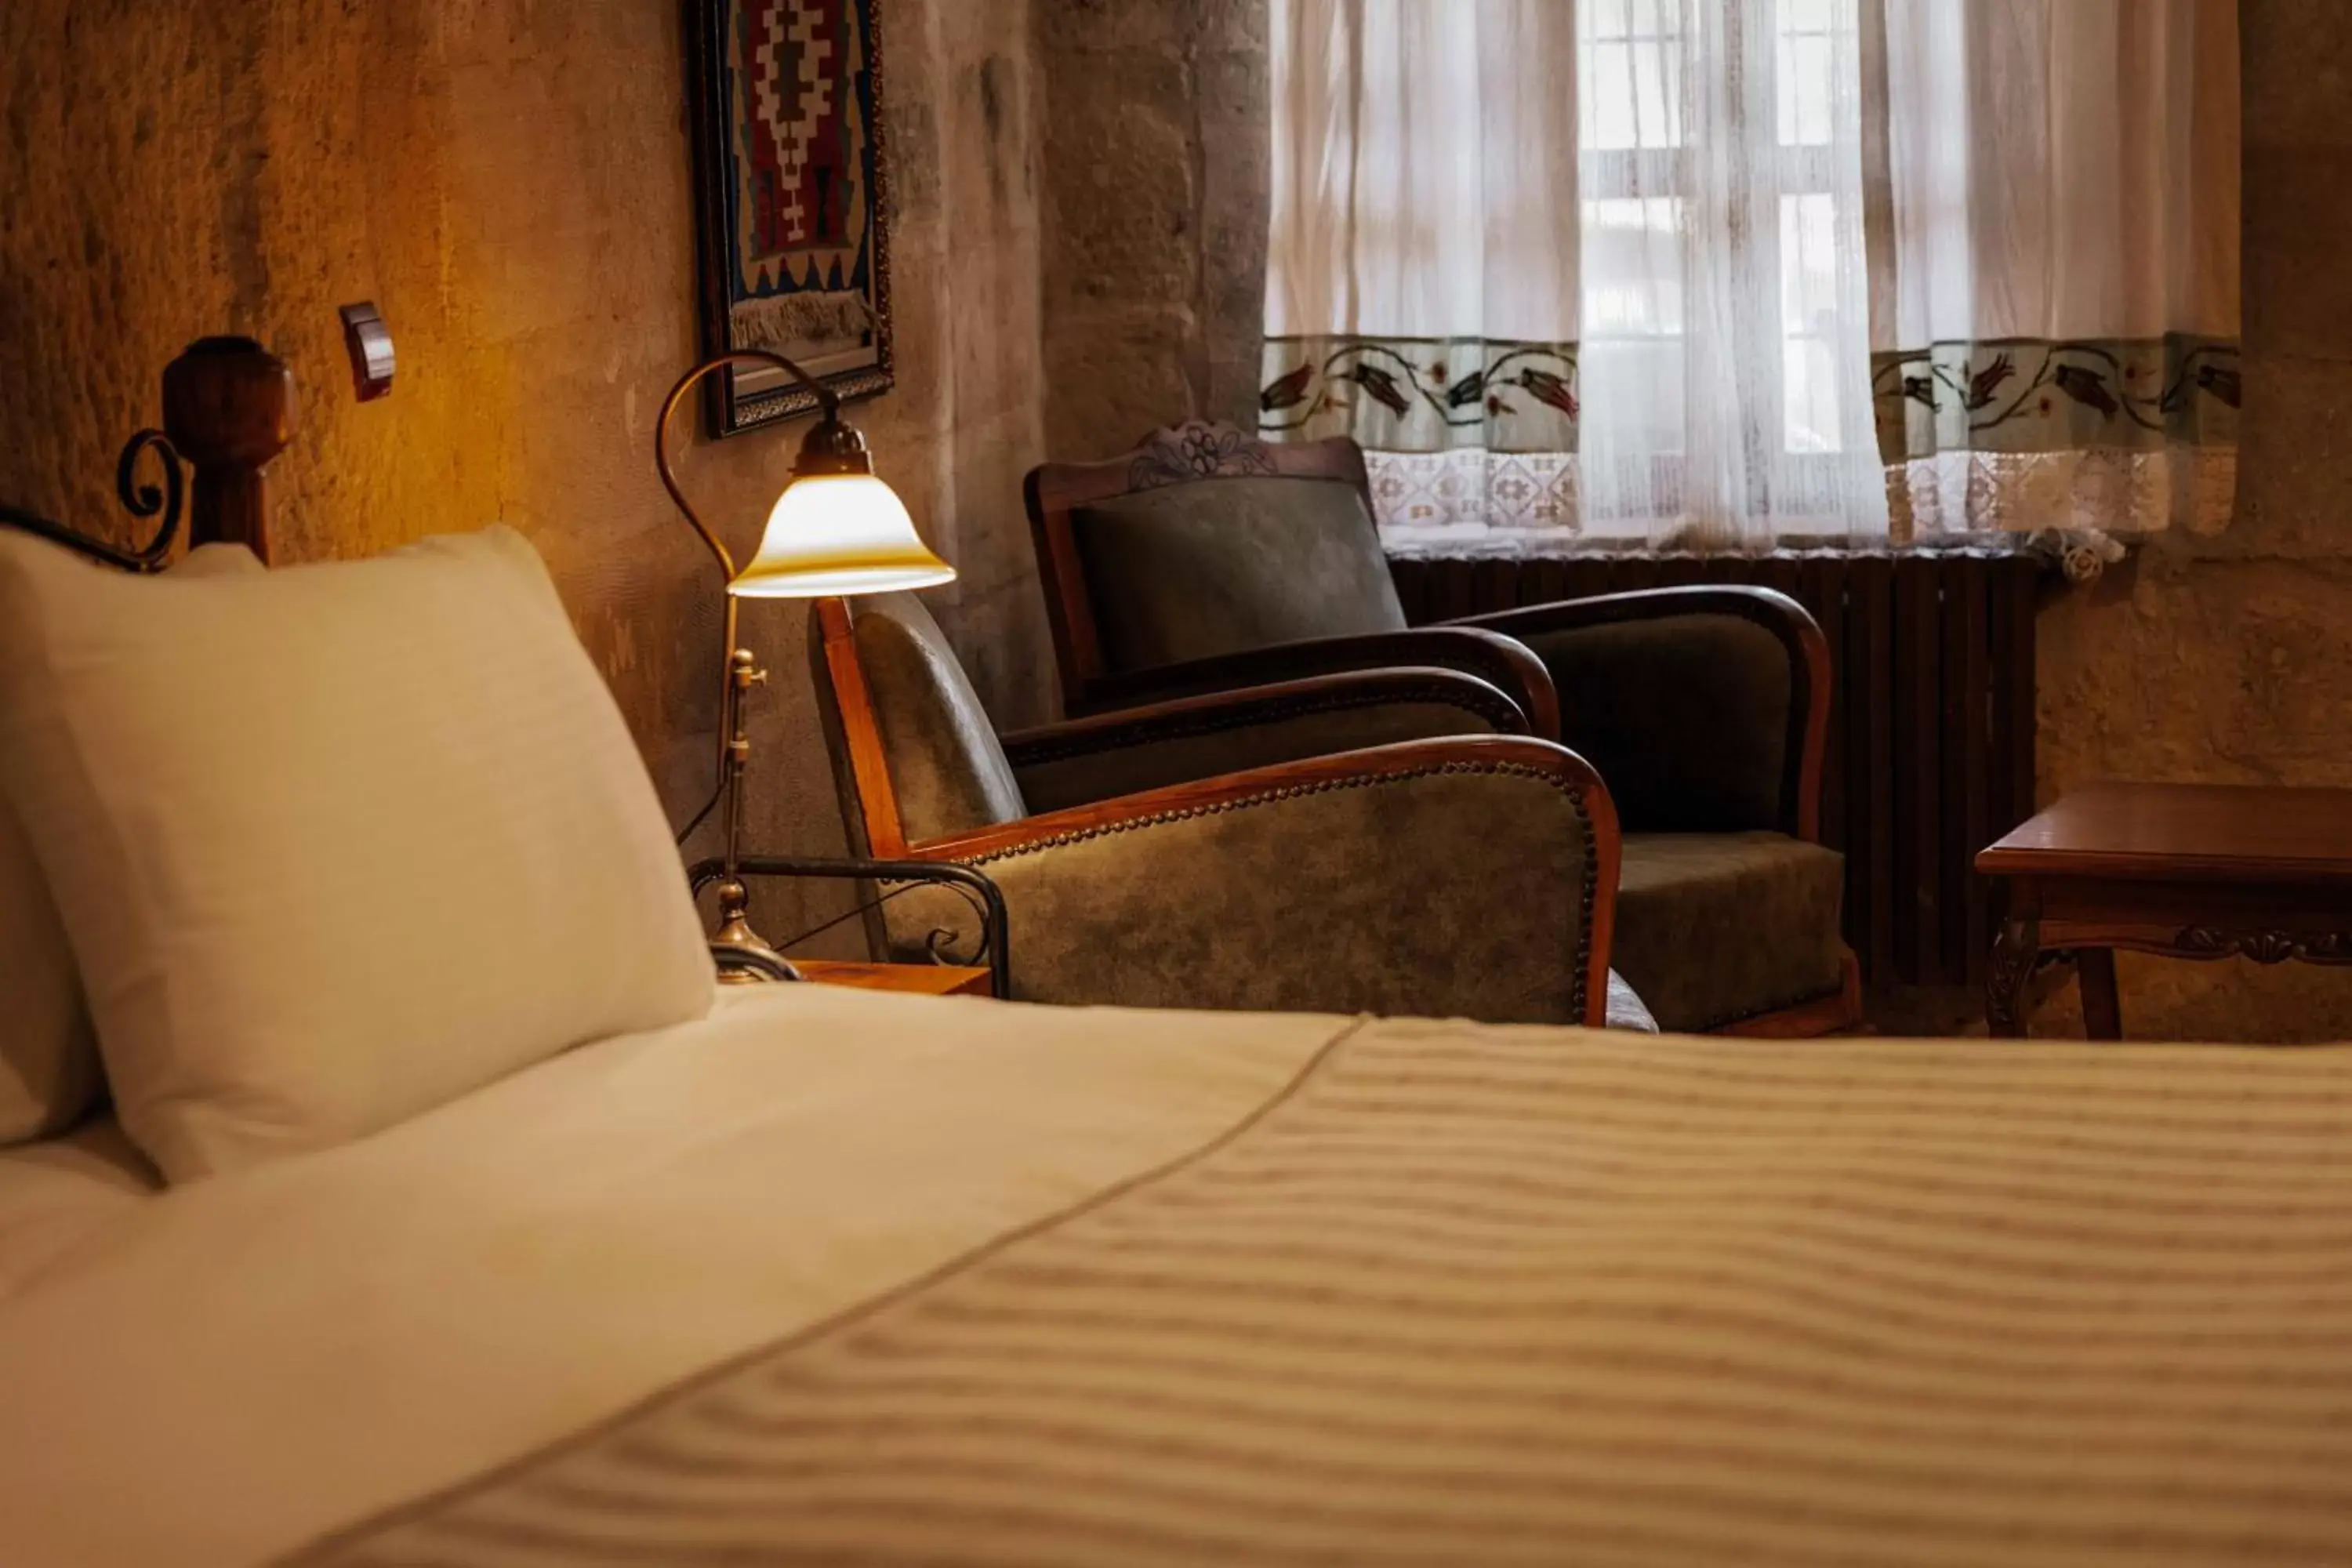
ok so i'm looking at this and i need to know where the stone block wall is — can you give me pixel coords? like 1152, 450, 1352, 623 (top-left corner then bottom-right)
2029, 0, 2352, 1041
1033, 0, 1272, 462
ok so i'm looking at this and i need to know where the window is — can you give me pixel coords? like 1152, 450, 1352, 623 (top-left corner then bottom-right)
1577, 0, 1855, 463
1268, 0, 2241, 550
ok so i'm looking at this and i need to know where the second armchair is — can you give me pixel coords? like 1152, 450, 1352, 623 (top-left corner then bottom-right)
1024, 422, 1857, 1036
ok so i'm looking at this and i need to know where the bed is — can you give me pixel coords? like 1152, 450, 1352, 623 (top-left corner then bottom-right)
5, 988, 2352, 1565
0, 1119, 157, 1299
3, 341, 2350, 1566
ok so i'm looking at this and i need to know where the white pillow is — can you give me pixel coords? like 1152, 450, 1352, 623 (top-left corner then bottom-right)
0, 543, 264, 1146
0, 799, 96, 1145
0, 527, 714, 1181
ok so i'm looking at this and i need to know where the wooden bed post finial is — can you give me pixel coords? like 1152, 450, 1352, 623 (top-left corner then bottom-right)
162, 336, 293, 563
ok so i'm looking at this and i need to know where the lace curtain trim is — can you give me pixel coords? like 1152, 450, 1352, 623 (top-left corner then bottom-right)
1892, 448, 2237, 543
1369, 446, 2237, 579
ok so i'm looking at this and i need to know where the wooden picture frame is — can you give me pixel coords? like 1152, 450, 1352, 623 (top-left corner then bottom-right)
684, 0, 895, 437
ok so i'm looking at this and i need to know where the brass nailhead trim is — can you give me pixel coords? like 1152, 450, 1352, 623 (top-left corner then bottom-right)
958, 760, 1599, 1022
1011, 685, 1523, 767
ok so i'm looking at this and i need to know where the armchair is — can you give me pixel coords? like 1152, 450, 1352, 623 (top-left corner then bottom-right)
810, 592, 1646, 1029
1024, 431, 1560, 735
1024, 423, 1858, 1036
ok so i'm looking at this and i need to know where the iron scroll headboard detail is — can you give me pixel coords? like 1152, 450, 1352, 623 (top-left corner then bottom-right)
0, 428, 187, 572
2, 336, 294, 571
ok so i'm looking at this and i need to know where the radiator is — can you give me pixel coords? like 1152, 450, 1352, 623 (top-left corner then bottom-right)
1391, 553, 2045, 989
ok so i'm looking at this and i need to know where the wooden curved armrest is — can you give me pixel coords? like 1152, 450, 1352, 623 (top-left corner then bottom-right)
920, 735, 1621, 1026
1073, 627, 1561, 741
1002, 665, 1530, 769
1444, 586, 1831, 843
1445, 583, 1824, 650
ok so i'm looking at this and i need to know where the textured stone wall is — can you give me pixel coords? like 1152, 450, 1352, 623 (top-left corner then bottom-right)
1033, 0, 1272, 461
2030, 0, 2352, 1042
0, 0, 1051, 947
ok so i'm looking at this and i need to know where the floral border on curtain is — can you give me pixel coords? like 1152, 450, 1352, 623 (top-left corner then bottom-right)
1260, 335, 1582, 450
1261, 332, 2246, 556
1260, 335, 1586, 553
1872, 336, 2242, 542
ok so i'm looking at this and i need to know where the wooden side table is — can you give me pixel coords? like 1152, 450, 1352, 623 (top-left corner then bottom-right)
1975, 782, 2352, 1039
796, 961, 993, 998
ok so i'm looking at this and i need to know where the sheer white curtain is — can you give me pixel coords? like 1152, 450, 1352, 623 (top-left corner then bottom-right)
1265, 0, 1886, 553
1578, 0, 1883, 549
1265, 0, 2240, 554
1265, 0, 1587, 546
1875, 0, 2241, 540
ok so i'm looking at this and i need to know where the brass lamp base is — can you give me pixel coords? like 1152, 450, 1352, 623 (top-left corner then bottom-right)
712, 877, 796, 985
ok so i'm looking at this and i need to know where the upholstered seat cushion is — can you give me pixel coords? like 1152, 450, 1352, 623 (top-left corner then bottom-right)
1604, 971, 1660, 1033
1610, 833, 1847, 1033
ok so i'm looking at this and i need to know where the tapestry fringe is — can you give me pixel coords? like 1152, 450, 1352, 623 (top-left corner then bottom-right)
730, 291, 873, 356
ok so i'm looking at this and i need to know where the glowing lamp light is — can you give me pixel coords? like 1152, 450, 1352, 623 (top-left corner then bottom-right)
728, 472, 956, 599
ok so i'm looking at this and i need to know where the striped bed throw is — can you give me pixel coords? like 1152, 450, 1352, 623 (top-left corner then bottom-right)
299, 1020, 2352, 1566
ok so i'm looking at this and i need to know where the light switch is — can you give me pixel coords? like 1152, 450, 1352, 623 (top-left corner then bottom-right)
339, 302, 395, 401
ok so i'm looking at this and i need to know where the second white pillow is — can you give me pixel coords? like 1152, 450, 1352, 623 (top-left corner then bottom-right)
0, 542, 266, 1147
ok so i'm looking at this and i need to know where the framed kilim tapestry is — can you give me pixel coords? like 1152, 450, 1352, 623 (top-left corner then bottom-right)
685, 0, 893, 435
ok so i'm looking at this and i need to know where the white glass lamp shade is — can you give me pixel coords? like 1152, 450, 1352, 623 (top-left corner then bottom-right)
726, 474, 957, 598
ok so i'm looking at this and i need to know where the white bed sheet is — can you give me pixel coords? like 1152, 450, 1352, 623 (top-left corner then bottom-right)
0, 984, 1345, 1568
0, 1116, 159, 1299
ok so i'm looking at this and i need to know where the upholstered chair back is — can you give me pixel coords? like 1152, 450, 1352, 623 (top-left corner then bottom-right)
812, 593, 1026, 851
1028, 424, 1412, 698
1069, 475, 1409, 673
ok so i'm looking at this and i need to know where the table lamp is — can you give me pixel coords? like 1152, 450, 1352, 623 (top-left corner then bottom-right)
656, 350, 955, 970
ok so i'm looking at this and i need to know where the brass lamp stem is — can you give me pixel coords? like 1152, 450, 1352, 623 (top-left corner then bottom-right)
654, 348, 840, 967
710, 644, 770, 956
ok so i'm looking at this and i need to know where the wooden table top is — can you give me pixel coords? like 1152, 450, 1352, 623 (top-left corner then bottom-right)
1977, 782, 2352, 882
794, 960, 993, 996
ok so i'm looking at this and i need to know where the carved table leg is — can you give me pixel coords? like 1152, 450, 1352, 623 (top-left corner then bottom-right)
2077, 948, 2122, 1041
1987, 916, 2039, 1039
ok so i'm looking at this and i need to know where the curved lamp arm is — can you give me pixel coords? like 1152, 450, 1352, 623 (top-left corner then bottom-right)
654, 350, 842, 585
